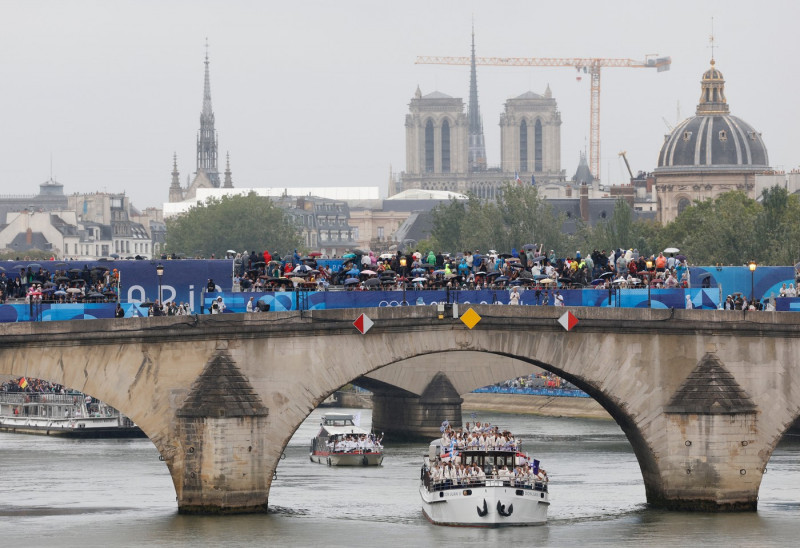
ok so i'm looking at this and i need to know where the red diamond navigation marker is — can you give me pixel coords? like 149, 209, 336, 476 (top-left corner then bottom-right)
353, 313, 374, 334
558, 311, 579, 331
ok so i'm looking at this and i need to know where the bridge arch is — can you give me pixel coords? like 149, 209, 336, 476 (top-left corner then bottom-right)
2, 306, 800, 513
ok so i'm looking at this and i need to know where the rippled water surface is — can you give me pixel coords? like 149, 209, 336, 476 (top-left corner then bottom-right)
0, 408, 798, 547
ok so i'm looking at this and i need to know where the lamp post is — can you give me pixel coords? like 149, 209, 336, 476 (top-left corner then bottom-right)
748, 260, 757, 305
646, 260, 653, 308
156, 263, 164, 304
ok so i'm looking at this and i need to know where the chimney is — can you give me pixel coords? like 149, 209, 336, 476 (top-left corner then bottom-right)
565, 185, 572, 198
26, 227, 33, 245
580, 183, 589, 222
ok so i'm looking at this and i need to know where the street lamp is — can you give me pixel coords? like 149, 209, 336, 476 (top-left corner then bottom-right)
748, 260, 757, 305
156, 263, 164, 303
646, 260, 653, 308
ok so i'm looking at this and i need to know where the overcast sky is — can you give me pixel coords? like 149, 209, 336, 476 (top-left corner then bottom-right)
2, 1, 798, 210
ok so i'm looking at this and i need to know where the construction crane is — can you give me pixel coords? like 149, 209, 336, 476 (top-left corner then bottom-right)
415, 54, 671, 180
619, 151, 634, 180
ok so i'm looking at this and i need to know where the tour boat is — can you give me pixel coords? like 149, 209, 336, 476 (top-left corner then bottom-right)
419, 435, 549, 526
309, 413, 384, 466
0, 391, 145, 438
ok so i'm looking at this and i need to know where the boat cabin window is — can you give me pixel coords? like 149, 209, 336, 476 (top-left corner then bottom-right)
323, 416, 354, 426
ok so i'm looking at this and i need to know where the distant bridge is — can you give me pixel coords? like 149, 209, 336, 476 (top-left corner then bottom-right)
0, 306, 798, 514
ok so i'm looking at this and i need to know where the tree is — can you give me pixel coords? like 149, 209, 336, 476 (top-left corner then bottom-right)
165, 193, 301, 258
427, 183, 567, 254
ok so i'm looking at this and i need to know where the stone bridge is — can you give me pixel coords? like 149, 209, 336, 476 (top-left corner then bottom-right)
1, 306, 799, 514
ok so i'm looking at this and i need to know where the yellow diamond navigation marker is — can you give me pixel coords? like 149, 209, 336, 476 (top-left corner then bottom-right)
460, 307, 482, 329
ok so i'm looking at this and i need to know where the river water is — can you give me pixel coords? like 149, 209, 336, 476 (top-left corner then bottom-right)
0, 408, 798, 547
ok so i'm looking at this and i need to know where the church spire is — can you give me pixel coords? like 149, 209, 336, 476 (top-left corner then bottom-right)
197, 38, 220, 187
169, 153, 183, 202
467, 27, 487, 172
223, 152, 233, 188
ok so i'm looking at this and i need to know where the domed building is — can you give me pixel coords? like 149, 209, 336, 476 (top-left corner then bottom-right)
654, 59, 769, 223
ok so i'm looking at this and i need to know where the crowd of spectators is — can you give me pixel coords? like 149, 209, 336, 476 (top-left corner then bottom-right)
225, 245, 694, 293
0, 264, 119, 304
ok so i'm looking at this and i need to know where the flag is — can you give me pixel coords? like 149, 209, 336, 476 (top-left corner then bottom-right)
352, 411, 361, 427
532, 459, 540, 475
18, 377, 28, 389
515, 171, 522, 185
531, 174, 536, 186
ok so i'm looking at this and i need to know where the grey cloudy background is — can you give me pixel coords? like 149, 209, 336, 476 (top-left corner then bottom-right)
2, 0, 798, 210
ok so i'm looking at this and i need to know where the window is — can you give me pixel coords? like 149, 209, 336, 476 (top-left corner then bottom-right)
441, 119, 451, 173
683, 131, 692, 142
534, 119, 543, 172
677, 197, 691, 215
719, 130, 727, 142
377, 227, 384, 240
519, 120, 528, 172
425, 119, 434, 173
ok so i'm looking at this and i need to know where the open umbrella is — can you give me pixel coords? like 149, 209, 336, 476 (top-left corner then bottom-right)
433, 269, 446, 275
344, 278, 360, 285
486, 272, 501, 279
381, 270, 396, 276
380, 253, 394, 259
539, 278, 555, 284
66, 287, 82, 294
54, 290, 67, 296
360, 269, 377, 276
591, 279, 605, 286
676, 254, 687, 262
381, 278, 395, 285
558, 277, 573, 284
600, 271, 615, 279
290, 277, 305, 285
109, 253, 120, 259
364, 278, 380, 287
495, 276, 510, 283
663, 247, 680, 254
522, 244, 536, 251
227, 249, 237, 254
308, 251, 323, 257
293, 264, 312, 273
475, 271, 488, 277
412, 277, 427, 283
27, 263, 42, 269
253, 261, 266, 267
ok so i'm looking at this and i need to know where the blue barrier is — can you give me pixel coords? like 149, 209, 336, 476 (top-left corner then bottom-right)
205, 287, 729, 314
473, 386, 590, 398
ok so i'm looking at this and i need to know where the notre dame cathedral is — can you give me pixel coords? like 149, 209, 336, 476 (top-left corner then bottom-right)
391, 32, 565, 199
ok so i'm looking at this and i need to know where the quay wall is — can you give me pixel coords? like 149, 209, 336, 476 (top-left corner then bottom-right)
461, 393, 611, 420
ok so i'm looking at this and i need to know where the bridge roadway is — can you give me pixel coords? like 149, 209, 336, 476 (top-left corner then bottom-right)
1, 306, 799, 514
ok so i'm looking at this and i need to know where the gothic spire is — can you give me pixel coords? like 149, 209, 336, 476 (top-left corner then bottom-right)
467, 27, 487, 172
197, 38, 220, 187
170, 153, 180, 189
223, 152, 233, 188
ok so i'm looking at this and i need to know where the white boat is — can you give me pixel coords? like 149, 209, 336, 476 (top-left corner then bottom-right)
0, 391, 145, 438
309, 413, 383, 466
420, 436, 549, 526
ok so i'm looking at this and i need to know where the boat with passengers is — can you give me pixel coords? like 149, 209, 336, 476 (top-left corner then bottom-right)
0, 390, 145, 438
419, 422, 549, 526
310, 412, 384, 466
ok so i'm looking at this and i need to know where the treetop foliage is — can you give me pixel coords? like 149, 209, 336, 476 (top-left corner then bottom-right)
426, 184, 800, 265
165, 193, 301, 258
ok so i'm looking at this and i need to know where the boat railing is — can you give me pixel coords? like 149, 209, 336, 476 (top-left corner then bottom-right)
0, 392, 85, 405
422, 468, 547, 493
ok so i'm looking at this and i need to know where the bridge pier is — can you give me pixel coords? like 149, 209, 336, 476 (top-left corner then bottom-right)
644, 353, 763, 511
372, 372, 463, 441
161, 349, 274, 514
